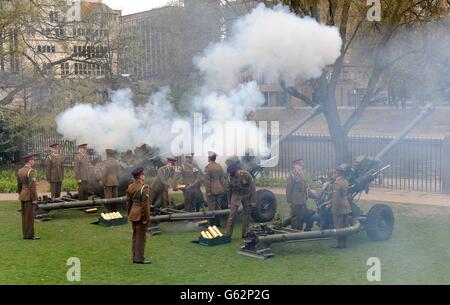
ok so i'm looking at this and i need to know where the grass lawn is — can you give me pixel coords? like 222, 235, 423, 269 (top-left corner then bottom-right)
1, 194, 450, 285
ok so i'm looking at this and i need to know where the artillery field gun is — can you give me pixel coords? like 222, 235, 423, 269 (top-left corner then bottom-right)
239, 104, 434, 259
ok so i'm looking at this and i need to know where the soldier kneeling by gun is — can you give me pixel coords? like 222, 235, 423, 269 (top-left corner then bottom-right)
286, 158, 315, 231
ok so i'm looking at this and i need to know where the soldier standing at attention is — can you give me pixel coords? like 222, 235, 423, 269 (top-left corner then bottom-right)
102, 149, 121, 211
173, 153, 204, 212
73, 144, 90, 200
17, 154, 40, 240
286, 158, 314, 231
225, 162, 256, 238
204, 151, 225, 226
322, 164, 352, 249
45, 143, 65, 199
126, 167, 151, 264
149, 157, 176, 209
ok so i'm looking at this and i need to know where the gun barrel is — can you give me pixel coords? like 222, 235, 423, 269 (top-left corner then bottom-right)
375, 104, 434, 160
38, 197, 126, 211
151, 207, 243, 222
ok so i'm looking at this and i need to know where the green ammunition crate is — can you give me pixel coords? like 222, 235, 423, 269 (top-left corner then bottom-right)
199, 235, 231, 246
97, 217, 128, 227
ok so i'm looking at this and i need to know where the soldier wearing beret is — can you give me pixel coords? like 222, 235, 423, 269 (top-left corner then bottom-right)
172, 153, 204, 212
102, 149, 121, 211
149, 157, 176, 209
322, 164, 352, 249
204, 151, 225, 226
225, 162, 256, 238
45, 143, 65, 199
73, 144, 90, 200
286, 158, 315, 231
17, 154, 40, 240
126, 167, 151, 264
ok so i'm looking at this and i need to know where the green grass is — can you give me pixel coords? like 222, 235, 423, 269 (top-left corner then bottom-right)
1, 194, 450, 284
256, 175, 319, 188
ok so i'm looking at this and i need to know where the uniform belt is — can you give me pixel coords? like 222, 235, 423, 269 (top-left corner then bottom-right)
132, 202, 146, 206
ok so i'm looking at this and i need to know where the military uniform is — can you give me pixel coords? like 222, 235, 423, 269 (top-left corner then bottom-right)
149, 164, 174, 208
226, 170, 256, 238
17, 164, 38, 239
126, 176, 151, 263
286, 170, 314, 231
102, 156, 121, 211
204, 161, 225, 226
73, 151, 90, 200
45, 152, 64, 198
173, 161, 204, 212
331, 176, 352, 248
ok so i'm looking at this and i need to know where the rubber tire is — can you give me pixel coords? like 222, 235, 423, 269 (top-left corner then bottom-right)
365, 204, 395, 241
251, 189, 277, 223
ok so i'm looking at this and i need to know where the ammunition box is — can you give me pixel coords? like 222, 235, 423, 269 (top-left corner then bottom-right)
97, 216, 128, 227
199, 234, 231, 246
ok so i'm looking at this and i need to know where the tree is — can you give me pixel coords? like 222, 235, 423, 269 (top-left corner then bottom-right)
0, 0, 121, 111
0, 108, 26, 165
262, 0, 447, 164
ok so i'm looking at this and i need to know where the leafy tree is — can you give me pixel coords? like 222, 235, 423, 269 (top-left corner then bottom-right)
0, 108, 26, 165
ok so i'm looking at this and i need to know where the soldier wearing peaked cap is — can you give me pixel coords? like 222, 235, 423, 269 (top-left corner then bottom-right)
73, 144, 90, 200
321, 164, 352, 249
126, 167, 151, 264
225, 162, 256, 238
172, 153, 204, 212
204, 151, 225, 227
286, 158, 315, 231
17, 154, 40, 240
45, 143, 65, 199
149, 157, 176, 209
102, 149, 121, 211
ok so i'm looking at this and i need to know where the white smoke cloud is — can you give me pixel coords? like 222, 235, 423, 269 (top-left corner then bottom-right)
194, 4, 342, 91
56, 4, 342, 160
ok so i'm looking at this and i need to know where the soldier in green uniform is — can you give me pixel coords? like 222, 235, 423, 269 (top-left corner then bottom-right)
17, 154, 40, 240
102, 149, 121, 211
286, 158, 315, 231
45, 143, 65, 199
126, 167, 151, 264
204, 151, 225, 226
73, 144, 90, 200
173, 153, 204, 212
225, 162, 256, 238
149, 157, 176, 209
322, 164, 352, 249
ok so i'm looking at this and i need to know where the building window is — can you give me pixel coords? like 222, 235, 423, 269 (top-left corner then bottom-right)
61, 62, 70, 76
261, 92, 269, 107
37, 45, 56, 53
49, 11, 59, 23
275, 92, 288, 107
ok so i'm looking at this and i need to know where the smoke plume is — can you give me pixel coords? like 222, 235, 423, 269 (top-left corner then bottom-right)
56, 4, 342, 159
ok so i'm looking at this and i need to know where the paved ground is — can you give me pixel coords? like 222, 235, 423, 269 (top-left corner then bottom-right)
2, 187, 449, 207
266, 187, 450, 207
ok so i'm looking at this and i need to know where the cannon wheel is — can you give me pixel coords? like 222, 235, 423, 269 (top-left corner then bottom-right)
251, 189, 277, 223
365, 204, 394, 241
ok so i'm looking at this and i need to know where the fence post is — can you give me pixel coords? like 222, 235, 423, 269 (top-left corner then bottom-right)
442, 136, 450, 194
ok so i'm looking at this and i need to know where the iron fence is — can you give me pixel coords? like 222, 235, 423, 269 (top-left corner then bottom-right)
264, 134, 444, 193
